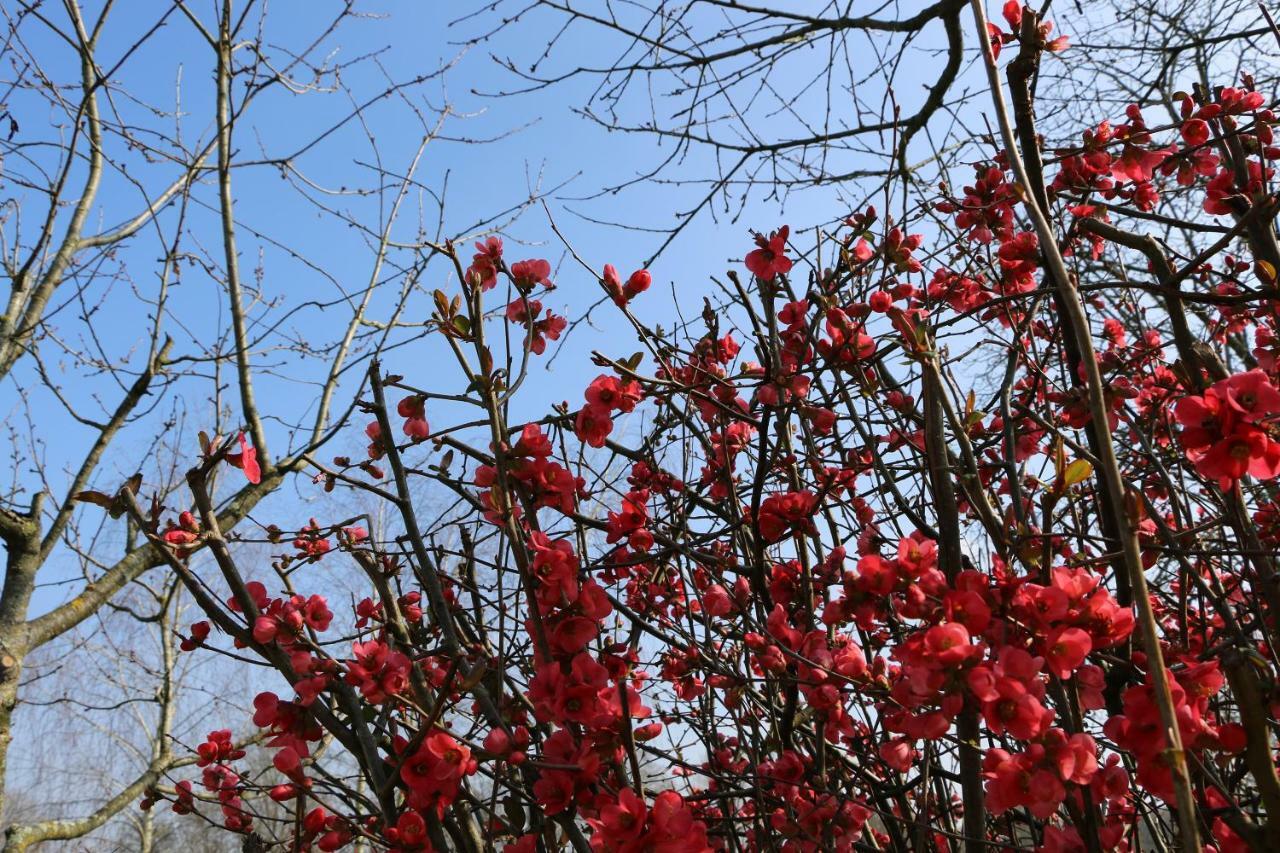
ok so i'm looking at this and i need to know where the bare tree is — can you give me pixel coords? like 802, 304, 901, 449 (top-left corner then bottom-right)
0, 1, 538, 846
463, 0, 975, 261
1050, 0, 1278, 128
468, 0, 1278, 266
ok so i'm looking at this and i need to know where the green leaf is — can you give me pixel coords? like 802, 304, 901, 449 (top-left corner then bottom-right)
1061, 459, 1093, 489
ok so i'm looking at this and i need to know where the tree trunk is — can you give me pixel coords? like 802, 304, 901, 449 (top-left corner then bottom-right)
0, 509, 39, 821
0, 647, 22, 820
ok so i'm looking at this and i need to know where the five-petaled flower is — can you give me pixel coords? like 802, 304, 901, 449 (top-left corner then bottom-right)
745, 225, 793, 281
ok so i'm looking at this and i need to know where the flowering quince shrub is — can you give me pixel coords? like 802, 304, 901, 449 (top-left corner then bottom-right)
100, 8, 1280, 853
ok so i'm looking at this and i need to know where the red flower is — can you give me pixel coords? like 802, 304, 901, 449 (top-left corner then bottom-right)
506, 296, 541, 322
606, 490, 649, 544
345, 640, 410, 704
602, 263, 624, 304
1196, 424, 1280, 487
592, 787, 647, 845
549, 614, 598, 654
1002, 0, 1022, 28
1176, 370, 1280, 487
879, 738, 917, 772
1174, 388, 1229, 451
585, 375, 643, 413
1110, 143, 1168, 184
532, 771, 575, 816
397, 395, 430, 441
530, 312, 566, 354
745, 225, 793, 281
1181, 118, 1211, 147
806, 405, 837, 435
647, 791, 712, 851
172, 780, 195, 814
529, 532, 580, 608
575, 404, 613, 448
884, 227, 923, 273
896, 534, 938, 578
924, 622, 980, 667
180, 621, 211, 652
272, 745, 303, 780
466, 237, 503, 290
400, 731, 475, 809
701, 583, 732, 617
384, 810, 428, 849
757, 490, 819, 542
510, 257, 552, 290
226, 432, 261, 484
481, 728, 511, 757
1044, 626, 1091, 679
513, 423, 553, 458
601, 265, 650, 307
1220, 368, 1280, 421
197, 730, 245, 767
625, 269, 651, 299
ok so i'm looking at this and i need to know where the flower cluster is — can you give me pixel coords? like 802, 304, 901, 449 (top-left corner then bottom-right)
1175, 369, 1280, 487
574, 374, 644, 448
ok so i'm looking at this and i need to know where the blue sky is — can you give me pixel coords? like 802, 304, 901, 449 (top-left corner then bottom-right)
4, 0, 975, 622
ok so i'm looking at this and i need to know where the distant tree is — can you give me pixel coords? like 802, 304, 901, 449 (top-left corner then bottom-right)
467, 0, 974, 259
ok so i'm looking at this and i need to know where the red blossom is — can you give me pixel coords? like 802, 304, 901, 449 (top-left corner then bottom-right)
225, 432, 261, 484
745, 225, 793, 281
